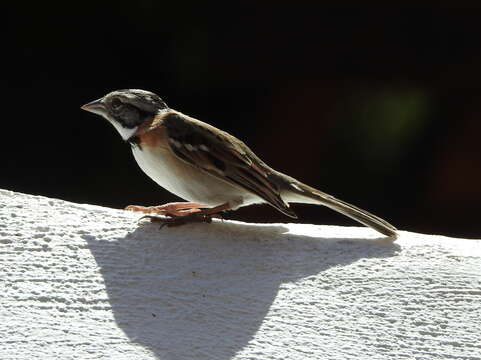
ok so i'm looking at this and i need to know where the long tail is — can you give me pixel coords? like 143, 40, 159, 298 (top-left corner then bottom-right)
281, 178, 397, 237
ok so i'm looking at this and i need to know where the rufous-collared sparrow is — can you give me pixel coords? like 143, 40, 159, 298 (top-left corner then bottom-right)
81, 89, 397, 237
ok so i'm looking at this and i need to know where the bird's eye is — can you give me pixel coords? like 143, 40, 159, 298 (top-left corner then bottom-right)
111, 98, 122, 109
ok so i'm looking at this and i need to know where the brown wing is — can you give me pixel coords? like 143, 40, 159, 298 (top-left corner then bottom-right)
163, 112, 297, 218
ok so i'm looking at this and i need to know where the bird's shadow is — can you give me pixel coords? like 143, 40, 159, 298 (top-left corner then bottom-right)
85, 220, 400, 360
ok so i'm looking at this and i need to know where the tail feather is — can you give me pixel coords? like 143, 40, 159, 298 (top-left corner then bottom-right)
283, 181, 397, 237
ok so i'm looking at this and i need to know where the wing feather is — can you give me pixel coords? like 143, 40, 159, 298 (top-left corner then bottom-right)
163, 112, 297, 218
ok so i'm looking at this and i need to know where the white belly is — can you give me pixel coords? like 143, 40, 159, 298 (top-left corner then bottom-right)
131, 145, 260, 208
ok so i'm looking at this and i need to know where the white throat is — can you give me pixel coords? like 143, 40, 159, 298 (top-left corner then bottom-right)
108, 120, 138, 140
98, 111, 138, 140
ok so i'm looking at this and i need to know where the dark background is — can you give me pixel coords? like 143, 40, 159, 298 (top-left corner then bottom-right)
2, 5, 480, 238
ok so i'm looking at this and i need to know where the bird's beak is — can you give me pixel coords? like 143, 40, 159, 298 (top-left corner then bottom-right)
81, 98, 106, 116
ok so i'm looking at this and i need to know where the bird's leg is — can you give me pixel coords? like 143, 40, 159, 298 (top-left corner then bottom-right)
125, 202, 210, 217
141, 203, 231, 228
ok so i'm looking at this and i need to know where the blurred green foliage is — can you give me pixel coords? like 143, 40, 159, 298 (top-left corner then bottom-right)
353, 88, 431, 165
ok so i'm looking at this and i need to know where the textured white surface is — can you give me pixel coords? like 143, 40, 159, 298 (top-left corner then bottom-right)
0, 189, 480, 360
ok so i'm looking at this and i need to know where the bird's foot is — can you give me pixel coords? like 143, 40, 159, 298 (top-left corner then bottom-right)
138, 203, 231, 228
141, 212, 218, 228
125, 202, 210, 217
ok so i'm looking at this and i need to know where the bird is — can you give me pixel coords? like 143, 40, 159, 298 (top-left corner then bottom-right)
81, 89, 397, 237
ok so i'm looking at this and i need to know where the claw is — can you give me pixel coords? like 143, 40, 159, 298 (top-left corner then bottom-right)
133, 202, 231, 228
139, 213, 213, 228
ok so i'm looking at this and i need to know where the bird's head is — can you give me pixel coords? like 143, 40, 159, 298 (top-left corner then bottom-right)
81, 89, 168, 140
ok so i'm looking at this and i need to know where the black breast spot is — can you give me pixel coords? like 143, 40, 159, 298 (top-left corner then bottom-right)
128, 135, 142, 149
